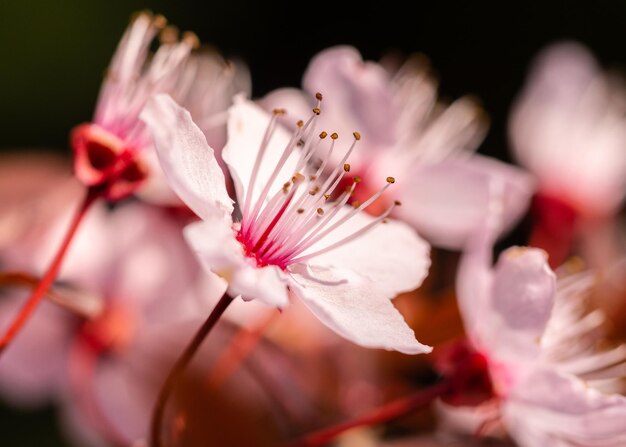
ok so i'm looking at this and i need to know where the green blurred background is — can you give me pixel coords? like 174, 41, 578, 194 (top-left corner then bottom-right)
1, 0, 626, 445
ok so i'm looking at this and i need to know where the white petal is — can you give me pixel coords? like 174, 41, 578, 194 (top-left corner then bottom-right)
222, 97, 301, 211
304, 209, 430, 296
288, 264, 431, 354
394, 155, 534, 250
184, 219, 289, 308
140, 94, 234, 221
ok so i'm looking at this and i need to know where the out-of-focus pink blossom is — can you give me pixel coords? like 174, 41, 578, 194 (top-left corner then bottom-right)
261, 46, 534, 249
142, 93, 432, 354
439, 194, 626, 446
509, 41, 626, 217
0, 201, 224, 443
72, 11, 249, 203
62, 317, 310, 447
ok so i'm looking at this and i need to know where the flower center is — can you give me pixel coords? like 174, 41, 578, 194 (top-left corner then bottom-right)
71, 123, 148, 201
435, 339, 496, 407
236, 95, 401, 269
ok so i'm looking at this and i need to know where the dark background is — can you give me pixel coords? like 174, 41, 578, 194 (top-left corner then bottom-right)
1, 1, 626, 445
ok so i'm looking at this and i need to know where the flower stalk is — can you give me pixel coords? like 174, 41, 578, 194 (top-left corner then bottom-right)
286, 379, 451, 447
150, 293, 234, 447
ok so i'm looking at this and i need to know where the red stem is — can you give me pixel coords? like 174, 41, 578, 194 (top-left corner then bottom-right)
286, 379, 451, 447
150, 293, 234, 447
0, 187, 99, 355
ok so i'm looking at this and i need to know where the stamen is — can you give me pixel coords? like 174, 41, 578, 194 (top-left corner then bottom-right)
278, 179, 393, 261
238, 96, 398, 269
289, 201, 400, 264
243, 108, 318, 235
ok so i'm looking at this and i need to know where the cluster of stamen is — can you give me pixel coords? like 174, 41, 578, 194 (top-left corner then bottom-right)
236, 94, 400, 269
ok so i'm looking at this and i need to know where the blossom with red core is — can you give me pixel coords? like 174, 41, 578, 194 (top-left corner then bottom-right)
71, 11, 250, 203
510, 41, 626, 218
261, 46, 534, 250
437, 187, 626, 446
142, 93, 432, 354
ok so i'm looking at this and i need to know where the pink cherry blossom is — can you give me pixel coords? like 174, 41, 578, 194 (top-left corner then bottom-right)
439, 193, 626, 446
261, 46, 534, 249
72, 11, 249, 202
141, 93, 432, 355
509, 41, 626, 217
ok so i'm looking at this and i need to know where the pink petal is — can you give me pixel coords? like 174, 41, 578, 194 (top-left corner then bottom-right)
257, 87, 312, 126
103, 203, 221, 323
486, 247, 556, 362
222, 97, 301, 210
0, 295, 72, 407
393, 155, 534, 250
184, 219, 289, 307
302, 46, 398, 152
506, 369, 626, 446
288, 264, 431, 354
140, 94, 234, 221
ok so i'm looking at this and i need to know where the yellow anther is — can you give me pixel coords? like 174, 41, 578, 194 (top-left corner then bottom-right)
317, 208, 324, 215
352, 200, 361, 208
159, 25, 178, 44
152, 14, 167, 28
273, 108, 287, 115
330, 132, 338, 140
319, 131, 328, 139
386, 177, 396, 184
354, 176, 362, 183
315, 92, 323, 101
297, 120, 304, 128
182, 31, 200, 49
343, 163, 351, 172
353, 131, 361, 140
312, 108, 321, 115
